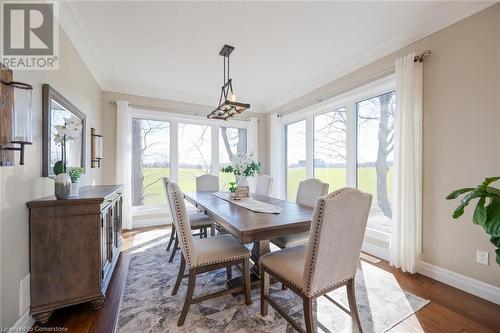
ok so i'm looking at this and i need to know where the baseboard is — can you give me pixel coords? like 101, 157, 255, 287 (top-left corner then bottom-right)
8, 308, 34, 333
362, 241, 389, 261
420, 261, 500, 305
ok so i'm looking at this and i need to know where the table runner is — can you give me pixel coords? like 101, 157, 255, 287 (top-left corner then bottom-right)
212, 192, 282, 214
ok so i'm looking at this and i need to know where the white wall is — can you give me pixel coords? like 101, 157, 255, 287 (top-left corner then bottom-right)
0, 27, 104, 327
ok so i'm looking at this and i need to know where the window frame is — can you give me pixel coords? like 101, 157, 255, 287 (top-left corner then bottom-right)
130, 108, 250, 214
280, 74, 395, 241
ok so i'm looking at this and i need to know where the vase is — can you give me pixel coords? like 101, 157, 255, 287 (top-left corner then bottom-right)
54, 173, 71, 199
70, 182, 79, 197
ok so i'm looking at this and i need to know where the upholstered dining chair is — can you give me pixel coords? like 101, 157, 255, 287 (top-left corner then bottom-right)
260, 188, 372, 333
254, 174, 273, 196
163, 178, 215, 263
196, 174, 219, 192
167, 182, 252, 326
271, 178, 329, 249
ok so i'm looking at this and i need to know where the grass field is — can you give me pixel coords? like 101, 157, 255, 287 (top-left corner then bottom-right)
139, 167, 393, 206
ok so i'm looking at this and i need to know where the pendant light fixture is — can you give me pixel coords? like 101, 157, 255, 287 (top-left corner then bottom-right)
207, 44, 250, 120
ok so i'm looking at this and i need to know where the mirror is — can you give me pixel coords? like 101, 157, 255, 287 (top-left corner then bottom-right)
42, 84, 86, 176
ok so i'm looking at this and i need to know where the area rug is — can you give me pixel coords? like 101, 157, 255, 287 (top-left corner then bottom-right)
115, 230, 429, 333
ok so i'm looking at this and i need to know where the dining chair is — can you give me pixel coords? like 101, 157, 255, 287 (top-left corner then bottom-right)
271, 178, 329, 249
167, 182, 252, 326
254, 174, 273, 196
163, 178, 215, 263
260, 188, 372, 333
196, 174, 219, 192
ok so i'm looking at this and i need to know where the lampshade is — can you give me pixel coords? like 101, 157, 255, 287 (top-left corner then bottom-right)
12, 83, 33, 143
95, 135, 103, 159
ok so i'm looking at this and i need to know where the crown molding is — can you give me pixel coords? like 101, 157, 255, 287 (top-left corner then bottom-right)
58, 1, 106, 88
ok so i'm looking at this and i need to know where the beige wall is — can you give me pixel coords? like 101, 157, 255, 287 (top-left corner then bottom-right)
269, 4, 500, 287
100, 91, 269, 185
0, 28, 104, 327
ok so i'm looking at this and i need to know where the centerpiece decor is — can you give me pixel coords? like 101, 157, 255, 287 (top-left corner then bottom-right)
446, 176, 500, 265
53, 118, 83, 199
221, 153, 261, 199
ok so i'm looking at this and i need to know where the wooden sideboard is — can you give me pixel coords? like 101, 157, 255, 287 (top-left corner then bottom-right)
27, 185, 124, 323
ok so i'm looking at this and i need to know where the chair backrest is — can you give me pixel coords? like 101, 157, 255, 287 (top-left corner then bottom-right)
296, 178, 329, 208
302, 188, 372, 297
166, 182, 197, 268
196, 174, 219, 192
162, 177, 174, 216
254, 175, 273, 196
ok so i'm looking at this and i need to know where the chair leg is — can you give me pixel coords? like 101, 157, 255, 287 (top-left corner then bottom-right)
199, 227, 204, 239
177, 268, 196, 326
204, 227, 208, 238
242, 258, 252, 305
347, 278, 363, 333
260, 268, 269, 316
166, 225, 176, 252
210, 224, 215, 236
303, 296, 315, 333
226, 265, 232, 280
169, 238, 179, 263
172, 254, 186, 296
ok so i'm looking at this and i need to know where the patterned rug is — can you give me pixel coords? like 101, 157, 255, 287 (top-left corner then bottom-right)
115, 229, 429, 333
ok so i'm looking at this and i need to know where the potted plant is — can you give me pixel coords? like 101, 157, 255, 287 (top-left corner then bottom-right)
53, 117, 82, 199
446, 176, 500, 265
221, 153, 262, 198
68, 167, 84, 197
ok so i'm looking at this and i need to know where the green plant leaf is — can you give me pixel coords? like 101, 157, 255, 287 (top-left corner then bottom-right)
496, 249, 500, 265
452, 190, 483, 218
484, 201, 500, 237
482, 176, 500, 188
473, 197, 487, 226
446, 187, 475, 200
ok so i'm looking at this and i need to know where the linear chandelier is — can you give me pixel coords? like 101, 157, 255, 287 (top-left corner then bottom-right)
207, 44, 250, 120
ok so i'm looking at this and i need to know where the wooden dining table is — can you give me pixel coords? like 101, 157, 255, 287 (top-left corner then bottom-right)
183, 192, 314, 278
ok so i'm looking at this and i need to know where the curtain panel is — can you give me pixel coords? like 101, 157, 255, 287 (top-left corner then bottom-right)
390, 53, 423, 273
116, 100, 133, 229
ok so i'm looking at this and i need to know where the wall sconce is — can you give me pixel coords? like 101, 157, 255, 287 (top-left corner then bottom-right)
0, 65, 33, 166
91, 127, 103, 168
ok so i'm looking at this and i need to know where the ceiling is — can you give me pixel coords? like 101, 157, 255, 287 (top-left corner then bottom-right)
60, 1, 493, 112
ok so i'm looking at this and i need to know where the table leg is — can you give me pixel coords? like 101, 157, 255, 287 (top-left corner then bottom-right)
250, 240, 270, 277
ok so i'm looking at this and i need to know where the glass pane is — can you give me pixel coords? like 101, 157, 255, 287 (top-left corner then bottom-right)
357, 91, 395, 231
131, 118, 170, 206
286, 120, 306, 201
178, 123, 212, 192
313, 107, 347, 192
219, 127, 247, 190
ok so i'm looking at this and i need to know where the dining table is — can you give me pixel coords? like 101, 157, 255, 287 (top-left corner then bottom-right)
183, 191, 314, 282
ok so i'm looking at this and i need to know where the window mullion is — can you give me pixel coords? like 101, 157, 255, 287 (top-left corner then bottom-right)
170, 120, 179, 183
346, 102, 357, 188
211, 126, 219, 176
306, 115, 314, 178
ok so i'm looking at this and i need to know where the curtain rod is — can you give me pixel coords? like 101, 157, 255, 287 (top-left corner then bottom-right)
108, 101, 258, 121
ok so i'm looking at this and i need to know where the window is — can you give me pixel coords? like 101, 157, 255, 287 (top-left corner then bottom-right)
219, 127, 247, 190
313, 107, 347, 192
357, 91, 395, 232
178, 123, 212, 193
131, 118, 170, 206
285, 120, 307, 200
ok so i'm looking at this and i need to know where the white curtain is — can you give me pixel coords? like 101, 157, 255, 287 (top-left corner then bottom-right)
116, 100, 133, 230
390, 53, 423, 273
269, 113, 283, 198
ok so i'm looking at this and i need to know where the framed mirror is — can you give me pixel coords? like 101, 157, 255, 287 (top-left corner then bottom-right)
42, 84, 86, 177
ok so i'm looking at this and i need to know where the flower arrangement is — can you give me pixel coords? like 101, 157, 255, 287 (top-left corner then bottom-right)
53, 117, 82, 174
220, 153, 262, 178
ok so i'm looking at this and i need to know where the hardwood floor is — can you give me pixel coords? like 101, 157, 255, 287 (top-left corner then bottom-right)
33, 226, 500, 333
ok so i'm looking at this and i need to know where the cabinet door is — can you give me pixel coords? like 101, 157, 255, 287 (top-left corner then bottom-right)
100, 211, 108, 277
